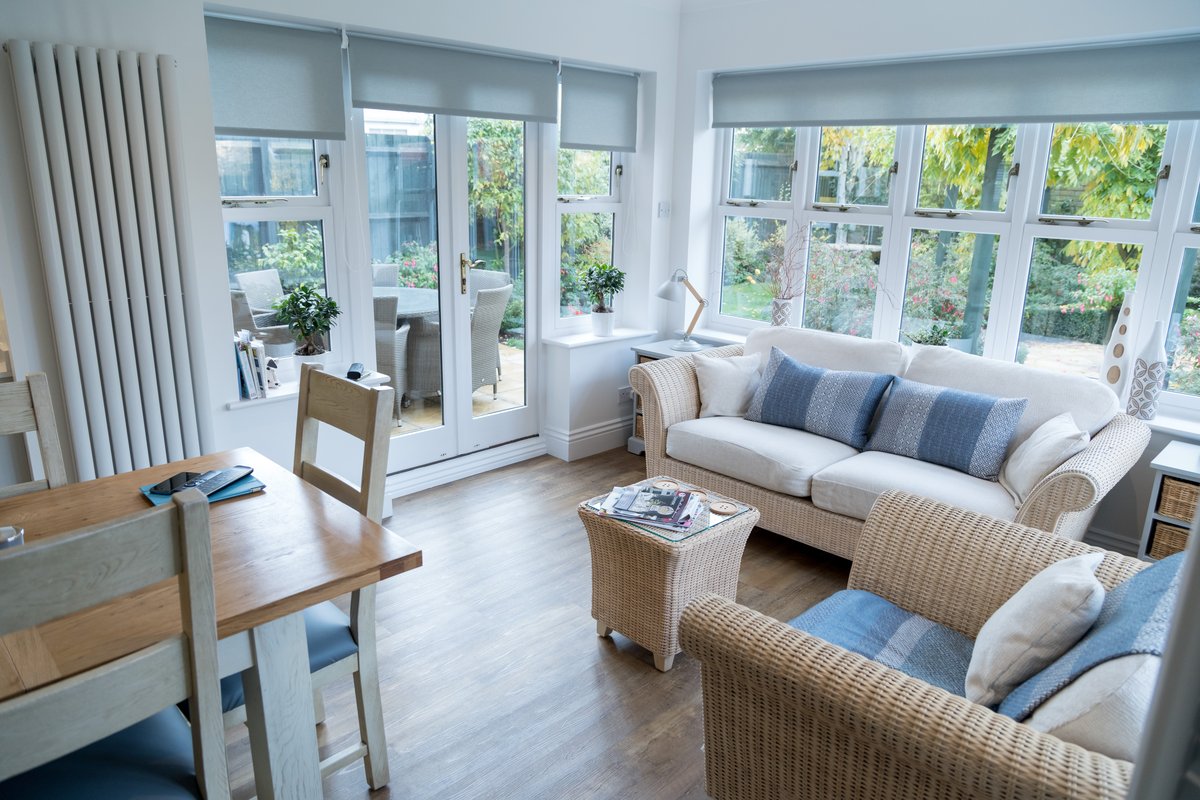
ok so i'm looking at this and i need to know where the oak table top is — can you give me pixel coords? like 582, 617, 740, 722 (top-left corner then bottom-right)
0, 446, 423, 700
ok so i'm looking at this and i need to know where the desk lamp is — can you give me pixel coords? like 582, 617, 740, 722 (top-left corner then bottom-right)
656, 269, 708, 351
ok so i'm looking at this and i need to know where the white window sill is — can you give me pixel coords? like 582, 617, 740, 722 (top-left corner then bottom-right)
1145, 411, 1200, 442
542, 328, 657, 349
225, 368, 389, 411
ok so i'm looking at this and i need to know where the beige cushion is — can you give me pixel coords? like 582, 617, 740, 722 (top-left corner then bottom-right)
1000, 413, 1091, 506
810, 451, 1018, 522
903, 344, 1118, 450
1027, 654, 1159, 761
695, 354, 761, 418
745, 327, 908, 375
666, 417, 857, 497
966, 552, 1106, 707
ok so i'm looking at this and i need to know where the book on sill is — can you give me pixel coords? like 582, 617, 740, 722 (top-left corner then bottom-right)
139, 473, 266, 506
593, 485, 704, 532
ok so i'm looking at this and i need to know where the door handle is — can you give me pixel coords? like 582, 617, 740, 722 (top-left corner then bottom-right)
459, 253, 485, 295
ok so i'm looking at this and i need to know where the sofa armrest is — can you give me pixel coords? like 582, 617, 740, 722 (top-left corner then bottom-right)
1015, 413, 1150, 538
680, 594, 1132, 800
849, 491, 1144, 638
628, 344, 744, 461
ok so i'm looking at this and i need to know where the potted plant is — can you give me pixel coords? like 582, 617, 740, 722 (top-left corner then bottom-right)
904, 320, 958, 346
272, 282, 341, 364
580, 262, 626, 337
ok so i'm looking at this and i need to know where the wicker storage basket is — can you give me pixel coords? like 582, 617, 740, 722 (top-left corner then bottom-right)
1158, 476, 1200, 521
1149, 520, 1189, 559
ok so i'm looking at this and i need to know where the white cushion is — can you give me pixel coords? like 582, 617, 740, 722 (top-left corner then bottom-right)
1027, 654, 1159, 761
666, 417, 858, 497
809, 451, 1018, 522
745, 327, 908, 375
966, 552, 1106, 707
1000, 412, 1091, 506
904, 344, 1118, 450
695, 353, 761, 417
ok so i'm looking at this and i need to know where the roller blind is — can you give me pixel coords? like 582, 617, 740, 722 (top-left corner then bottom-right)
560, 67, 638, 153
349, 35, 557, 123
205, 17, 347, 140
712, 38, 1200, 128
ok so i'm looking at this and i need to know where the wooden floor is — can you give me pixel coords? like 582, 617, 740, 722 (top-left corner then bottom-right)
224, 449, 850, 799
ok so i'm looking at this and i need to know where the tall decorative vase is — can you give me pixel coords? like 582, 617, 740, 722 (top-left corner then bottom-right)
770, 298, 797, 327
1099, 290, 1136, 403
1127, 320, 1168, 420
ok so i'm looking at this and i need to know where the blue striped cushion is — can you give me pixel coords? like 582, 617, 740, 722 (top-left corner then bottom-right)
790, 590, 973, 696
866, 377, 1027, 480
746, 347, 894, 449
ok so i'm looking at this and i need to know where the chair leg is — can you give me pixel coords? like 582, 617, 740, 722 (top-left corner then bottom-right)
351, 585, 390, 789
313, 688, 326, 725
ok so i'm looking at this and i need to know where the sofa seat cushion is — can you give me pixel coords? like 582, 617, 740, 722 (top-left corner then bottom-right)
789, 589, 974, 696
904, 343, 1119, 449
810, 451, 1018, 522
666, 417, 858, 497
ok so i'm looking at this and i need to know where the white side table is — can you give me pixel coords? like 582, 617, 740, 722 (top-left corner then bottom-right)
1139, 440, 1200, 561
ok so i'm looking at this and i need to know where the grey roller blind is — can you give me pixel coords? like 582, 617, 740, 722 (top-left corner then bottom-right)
712, 38, 1200, 128
560, 67, 638, 153
205, 17, 347, 140
349, 35, 557, 123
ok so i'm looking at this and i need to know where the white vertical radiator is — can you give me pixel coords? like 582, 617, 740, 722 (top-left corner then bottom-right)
6, 40, 211, 480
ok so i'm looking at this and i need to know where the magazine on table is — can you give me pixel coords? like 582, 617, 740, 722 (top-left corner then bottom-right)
593, 485, 704, 531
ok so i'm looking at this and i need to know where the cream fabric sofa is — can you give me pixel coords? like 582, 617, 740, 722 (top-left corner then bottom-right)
628, 327, 1150, 560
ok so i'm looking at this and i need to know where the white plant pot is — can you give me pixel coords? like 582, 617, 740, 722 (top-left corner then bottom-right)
769, 298, 797, 327
294, 350, 330, 369
591, 311, 616, 337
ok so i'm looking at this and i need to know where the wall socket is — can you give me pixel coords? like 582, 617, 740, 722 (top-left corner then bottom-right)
617, 386, 634, 402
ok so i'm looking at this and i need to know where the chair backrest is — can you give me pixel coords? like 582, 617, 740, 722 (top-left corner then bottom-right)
0, 373, 68, 499
234, 268, 284, 310
0, 489, 228, 797
230, 289, 256, 330
372, 264, 398, 288
468, 268, 512, 308
293, 364, 395, 523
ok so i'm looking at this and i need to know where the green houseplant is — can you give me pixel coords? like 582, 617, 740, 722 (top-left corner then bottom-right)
272, 283, 341, 356
580, 262, 626, 337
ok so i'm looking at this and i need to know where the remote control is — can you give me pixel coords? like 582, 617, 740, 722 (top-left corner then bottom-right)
182, 465, 254, 496
347, 362, 365, 380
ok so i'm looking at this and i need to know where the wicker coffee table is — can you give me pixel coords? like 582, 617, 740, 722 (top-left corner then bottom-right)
578, 477, 760, 671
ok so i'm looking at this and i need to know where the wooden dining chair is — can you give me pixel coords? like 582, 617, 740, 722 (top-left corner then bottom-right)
0, 489, 228, 799
218, 363, 395, 788
0, 372, 68, 499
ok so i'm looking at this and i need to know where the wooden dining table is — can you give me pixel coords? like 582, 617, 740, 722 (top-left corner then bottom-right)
0, 447, 422, 799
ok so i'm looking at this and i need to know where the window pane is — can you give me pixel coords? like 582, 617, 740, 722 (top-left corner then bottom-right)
558, 149, 611, 197
1041, 122, 1166, 220
216, 136, 317, 197
1166, 248, 1200, 396
560, 212, 614, 317
918, 125, 1015, 212
719, 216, 784, 321
1018, 238, 1140, 375
901, 229, 998, 355
468, 118, 525, 418
802, 222, 882, 338
729, 128, 794, 202
1193, 183, 1200, 225
815, 126, 895, 207
363, 109, 438, 286
226, 220, 326, 297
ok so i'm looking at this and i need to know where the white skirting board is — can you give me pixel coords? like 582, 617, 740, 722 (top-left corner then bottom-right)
543, 417, 632, 462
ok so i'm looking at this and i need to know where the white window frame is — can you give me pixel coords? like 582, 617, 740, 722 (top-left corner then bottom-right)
707, 119, 1200, 420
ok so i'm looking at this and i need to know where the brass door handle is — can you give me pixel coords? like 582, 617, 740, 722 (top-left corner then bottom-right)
459, 254, 485, 295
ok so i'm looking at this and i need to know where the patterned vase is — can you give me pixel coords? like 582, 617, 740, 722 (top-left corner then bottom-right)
1099, 290, 1135, 403
1127, 320, 1168, 420
770, 298, 796, 327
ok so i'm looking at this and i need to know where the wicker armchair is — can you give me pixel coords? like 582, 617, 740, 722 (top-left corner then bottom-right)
230, 290, 293, 356
373, 295, 409, 420
470, 285, 512, 396
629, 346, 1149, 559
680, 490, 1145, 800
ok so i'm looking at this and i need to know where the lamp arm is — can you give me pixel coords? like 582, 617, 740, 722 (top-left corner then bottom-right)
680, 276, 709, 338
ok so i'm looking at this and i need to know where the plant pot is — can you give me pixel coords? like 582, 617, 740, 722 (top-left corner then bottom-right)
770, 298, 797, 327
294, 350, 329, 369
591, 310, 616, 337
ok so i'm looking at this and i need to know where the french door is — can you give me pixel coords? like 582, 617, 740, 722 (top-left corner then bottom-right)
362, 110, 538, 471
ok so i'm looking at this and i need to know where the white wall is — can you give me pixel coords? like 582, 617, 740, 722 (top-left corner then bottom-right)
0, 0, 682, 476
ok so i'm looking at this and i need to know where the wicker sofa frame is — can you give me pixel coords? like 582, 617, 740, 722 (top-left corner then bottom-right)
680, 490, 1145, 800
629, 345, 1150, 560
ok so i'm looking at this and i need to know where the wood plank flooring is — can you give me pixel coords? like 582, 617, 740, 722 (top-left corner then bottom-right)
223, 449, 850, 799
